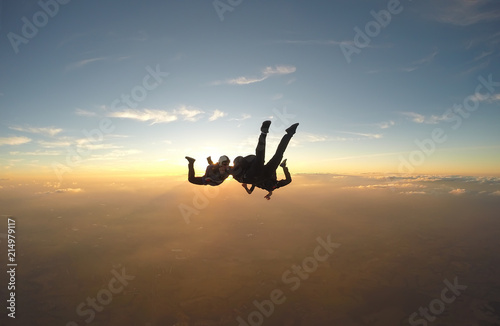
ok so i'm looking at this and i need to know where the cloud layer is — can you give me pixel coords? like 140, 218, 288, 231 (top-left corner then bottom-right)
0, 136, 32, 146
213, 65, 296, 85
108, 106, 207, 124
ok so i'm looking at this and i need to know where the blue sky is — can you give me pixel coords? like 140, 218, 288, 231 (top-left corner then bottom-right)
1, 0, 499, 179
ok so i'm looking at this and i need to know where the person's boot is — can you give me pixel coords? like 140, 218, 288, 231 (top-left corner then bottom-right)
185, 156, 195, 164
285, 123, 299, 135
261, 120, 271, 134
280, 159, 287, 168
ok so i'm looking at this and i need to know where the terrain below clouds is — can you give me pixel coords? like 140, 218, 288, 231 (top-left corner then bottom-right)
0, 174, 500, 325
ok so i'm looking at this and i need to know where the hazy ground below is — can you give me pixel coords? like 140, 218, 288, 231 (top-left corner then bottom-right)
1, 173, 500, 326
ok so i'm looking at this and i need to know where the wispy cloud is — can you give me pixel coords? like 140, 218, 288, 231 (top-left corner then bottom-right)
263, 65, 295, 75
413, 50, 439, 65
465, 31, 500, 50
469, 92, 492, 103
108, 109, 178, 124
75, 138, 122, 150
473, 50, 494, 62
296, 131, 382, 144
489, 94, 500, 102
279, 39, 384, 52
9, 126, 63, 137
9, 150, 61, 156
38, 140, 72, 148
458, 48, 494, 77
229, 114, 251, 122
337, 131, 383, 139
449, 188, 467, 195
400, 191, 427, 195
459, 59, 490, 77
213, 65, 296, 85
0, 136, 32, 146
75, 108, 98, 117
228, 76, 265, 85
271, 93, 284, 101
377, 120, 395, 129
108, 105, 204, 124
340, 174, 500, 196
278, 39, 345, 46
65, 57, 108, 71
401, 112, 426, 123
429, 0, 500, 26
344, 183, 426, 191
174, 106, 205, 122
401, 111, 449, 124
208, 110, 227, 121
401, 50, 438, 72
37, 188, 84, 195
300, 133, 331, 143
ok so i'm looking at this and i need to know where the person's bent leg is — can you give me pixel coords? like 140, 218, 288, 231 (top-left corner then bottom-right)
186, 156, 205, 185
285, 123, 299, 135
266, 133, 292, 171
255, 121, 270, 166
255, 132, 266, 165
266, 124, 298, 170
250, 121, 270, 179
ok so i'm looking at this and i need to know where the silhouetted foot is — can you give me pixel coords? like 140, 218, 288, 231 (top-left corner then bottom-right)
185, 156, 195, 164
280, 159, 287, 168
286, 123, 299, 135
261, 120, 271, 134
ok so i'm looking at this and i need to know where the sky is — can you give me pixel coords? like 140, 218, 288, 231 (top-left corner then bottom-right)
2, 2, 500, 324
1, 0, 500, 180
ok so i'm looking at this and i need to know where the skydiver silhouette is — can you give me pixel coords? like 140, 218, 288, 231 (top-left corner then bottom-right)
231, 120, 298, 200
185, 155, 231, 186
241, 159, 291, 200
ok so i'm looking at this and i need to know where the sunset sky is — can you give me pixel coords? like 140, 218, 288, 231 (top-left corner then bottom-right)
2, 2, 500, 325
1, 0, 500, 179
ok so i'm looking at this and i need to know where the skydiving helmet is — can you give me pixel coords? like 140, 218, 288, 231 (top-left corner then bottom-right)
218, 155, 230, 165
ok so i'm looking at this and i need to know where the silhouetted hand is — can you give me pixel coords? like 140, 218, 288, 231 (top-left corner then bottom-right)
242, 183, 252, 194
